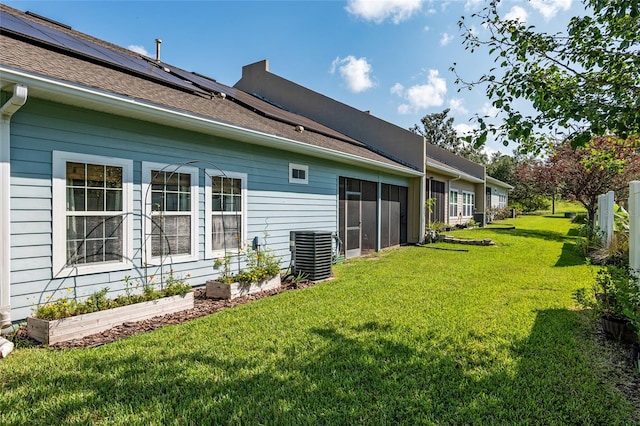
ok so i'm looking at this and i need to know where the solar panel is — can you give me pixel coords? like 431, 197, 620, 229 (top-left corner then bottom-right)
162, 64, 235, 97
0, 10, 208, 95
1, 9, 365, 147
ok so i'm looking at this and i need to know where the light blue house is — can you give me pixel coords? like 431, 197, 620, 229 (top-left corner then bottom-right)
0, 5, 424, 325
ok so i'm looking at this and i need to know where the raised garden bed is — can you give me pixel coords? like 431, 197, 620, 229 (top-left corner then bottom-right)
27, 292, 194, 345
206, 275, 281, 300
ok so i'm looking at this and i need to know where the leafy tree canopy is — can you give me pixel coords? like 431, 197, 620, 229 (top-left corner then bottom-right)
453, 0, 640, 154
550, 136, 640, 224
410, 108, 488, 164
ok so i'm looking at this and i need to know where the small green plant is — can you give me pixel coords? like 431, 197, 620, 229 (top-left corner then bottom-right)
34, 272, 192, 320
163, 271, 192, 297
428, 221, 445, 233
213, 253, 234, 284
213, 234, 281, 284
574, 265, 640, 324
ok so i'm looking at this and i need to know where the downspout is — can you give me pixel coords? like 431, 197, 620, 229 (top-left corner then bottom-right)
0, 84, 28, 333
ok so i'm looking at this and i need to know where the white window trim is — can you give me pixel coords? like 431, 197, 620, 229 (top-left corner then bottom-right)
52, 151, 133, 277
288, 163, 309, 184
462, 191, 475, 217
449, 189, 459, 218
142, 162, 199, 265
204, 170, 248, 260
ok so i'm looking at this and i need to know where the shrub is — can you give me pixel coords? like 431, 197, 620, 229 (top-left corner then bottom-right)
34, 272, 192, 320
214, 237, 281, 284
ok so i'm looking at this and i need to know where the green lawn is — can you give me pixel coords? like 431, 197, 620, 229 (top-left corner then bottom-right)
1, 214, 636, 425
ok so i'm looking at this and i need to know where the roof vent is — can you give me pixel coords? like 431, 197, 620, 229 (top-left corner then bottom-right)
295, 125, 304, 133
155, 38, 162, 63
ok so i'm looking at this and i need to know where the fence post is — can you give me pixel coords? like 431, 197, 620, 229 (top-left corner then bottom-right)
630, 181, 640, 276
597, 190, 615, 247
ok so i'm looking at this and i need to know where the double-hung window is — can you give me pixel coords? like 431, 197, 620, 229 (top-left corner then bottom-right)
499, 194, 507, 209
205, 171, 247, 258
142, 163, 198, 264
53, 151, 133, 276
449, 189, 458, 218
462, 191, 475, 217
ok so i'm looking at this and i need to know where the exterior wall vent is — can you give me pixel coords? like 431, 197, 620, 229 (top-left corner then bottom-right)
290, 231, 332, 281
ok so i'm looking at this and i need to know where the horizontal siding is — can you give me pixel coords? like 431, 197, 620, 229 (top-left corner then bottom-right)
7, 98, 412, 321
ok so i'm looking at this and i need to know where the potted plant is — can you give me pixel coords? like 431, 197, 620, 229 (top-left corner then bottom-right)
206, 241, 281, 300
575, 265, 639, 343
27, 272, 193, 345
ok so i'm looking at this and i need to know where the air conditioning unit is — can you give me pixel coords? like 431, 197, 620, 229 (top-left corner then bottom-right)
290, 231, 333, 281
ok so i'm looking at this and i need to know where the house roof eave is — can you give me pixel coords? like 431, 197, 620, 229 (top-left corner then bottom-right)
425, 160, 484, 184
1, 66, 422, 177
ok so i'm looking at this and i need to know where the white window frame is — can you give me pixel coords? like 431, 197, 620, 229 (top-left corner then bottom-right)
449, 189, 458, 218
462, 191, 475, 217
289, 163, 308, 184
204, 170, 248, 259
52, 151, 133, 277
142, 162, 199, 265
499, 194, 507, 209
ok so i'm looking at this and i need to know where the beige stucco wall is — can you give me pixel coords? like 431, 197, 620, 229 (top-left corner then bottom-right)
236, 60, 425, 173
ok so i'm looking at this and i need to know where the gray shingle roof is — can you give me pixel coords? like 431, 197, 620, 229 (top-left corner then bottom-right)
0, 4, 416, 173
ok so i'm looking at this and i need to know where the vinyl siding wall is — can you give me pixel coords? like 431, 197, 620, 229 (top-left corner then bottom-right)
488, 186, 509, 209
8, 99, 410, 321
426, 171, 483, 226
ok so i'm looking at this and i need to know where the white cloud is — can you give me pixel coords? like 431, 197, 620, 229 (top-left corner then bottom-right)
330, 56, 375, 93
345, 0, 424, 24
128, 44, 149, 56
423, 25, 430, 32
448, 98, 468, 114
482, 102, 501, 117
390, 82, 404, 96
504, 6, 528, 23
397, 69, 447, 114
440, 32, 454, 46
530, 0, 572, 20
464, 0, 484, 11
454, 123, 477, 138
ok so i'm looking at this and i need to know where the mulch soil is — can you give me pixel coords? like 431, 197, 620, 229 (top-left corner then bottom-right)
13, 279, 319, 350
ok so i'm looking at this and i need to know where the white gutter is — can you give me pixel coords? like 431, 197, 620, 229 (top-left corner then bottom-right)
426, 161, 484, 184
0, 84, 28, 332
486, 175, 514, 190
0, 67, 422, 178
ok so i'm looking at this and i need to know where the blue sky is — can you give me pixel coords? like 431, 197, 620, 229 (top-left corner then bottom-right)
4, 0, 583, 156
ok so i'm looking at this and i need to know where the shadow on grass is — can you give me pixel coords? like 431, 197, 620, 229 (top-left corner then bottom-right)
2, 311, 633, 424
567, 228, 581, 237
555, 242, 586, 267
487, 227, 573, 243
542, 215, 573, 219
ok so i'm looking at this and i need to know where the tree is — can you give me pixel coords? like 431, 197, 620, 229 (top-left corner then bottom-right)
528, 158, 563, 214
510, 159, 551, 213
410, 108, 488, 164
486, 152, 516, 185
550, 136, 640, 225
453, 0, 640, 153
